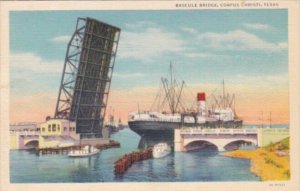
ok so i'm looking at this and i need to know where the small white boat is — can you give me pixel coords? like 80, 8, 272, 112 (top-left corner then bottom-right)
152, 142, 171, 158
68, 145, 100, 157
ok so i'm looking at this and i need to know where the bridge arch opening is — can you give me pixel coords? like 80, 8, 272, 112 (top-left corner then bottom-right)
24, 140, 39, 149
224, 140, 256, 151
185, 140, 218, 152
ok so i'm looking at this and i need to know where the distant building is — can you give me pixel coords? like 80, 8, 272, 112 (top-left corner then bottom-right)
10, 119, 80, 150
39, 119, 80, 148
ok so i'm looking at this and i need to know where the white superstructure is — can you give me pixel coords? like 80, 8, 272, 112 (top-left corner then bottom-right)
129, 112, 181, 122
129, 90, 237, 124
152, 142, 171, 158
129, 109, 234, 124
68, 145, 100, 157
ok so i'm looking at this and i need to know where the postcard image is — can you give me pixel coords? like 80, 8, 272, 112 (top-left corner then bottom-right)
0, 1, 300, 191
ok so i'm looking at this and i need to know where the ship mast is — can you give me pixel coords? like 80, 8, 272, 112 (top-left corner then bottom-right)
269, 112, 272, 128
162, 78, 173, 113
160, 63, 185, 114
170, 63, 174, 113
222, 80, 225, 109
170, 63, 173, 112
174, 81, 185, 113
149, 62, 187, 114
261, 111, 264, 128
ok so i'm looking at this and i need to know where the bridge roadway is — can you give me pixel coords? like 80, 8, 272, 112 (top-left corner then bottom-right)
10, 131, 40, 149
174, 127, 258, 152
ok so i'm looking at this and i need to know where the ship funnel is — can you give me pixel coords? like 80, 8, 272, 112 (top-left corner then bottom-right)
197, 92, 206, 116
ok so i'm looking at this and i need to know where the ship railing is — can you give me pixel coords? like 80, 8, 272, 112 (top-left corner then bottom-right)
132, 118, 181, 122
180, 128, 258, 135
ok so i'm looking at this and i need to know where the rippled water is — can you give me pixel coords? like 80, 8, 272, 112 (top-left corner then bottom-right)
10, 128, 260, 182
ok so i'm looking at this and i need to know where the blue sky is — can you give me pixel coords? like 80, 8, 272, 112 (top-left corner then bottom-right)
9, 10, 289, 123
10, 10, 287, 91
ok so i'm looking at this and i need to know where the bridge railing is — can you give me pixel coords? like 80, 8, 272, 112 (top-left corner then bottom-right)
10, 131, 40, 136
180, 128, 257, 135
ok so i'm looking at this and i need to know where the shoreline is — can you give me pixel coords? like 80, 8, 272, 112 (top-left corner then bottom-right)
222, 148, 290, 181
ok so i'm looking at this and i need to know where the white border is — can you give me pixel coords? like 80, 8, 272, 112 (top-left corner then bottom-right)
1, 1, 299, 191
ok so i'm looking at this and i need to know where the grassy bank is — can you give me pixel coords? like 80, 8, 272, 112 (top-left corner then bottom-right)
222, 138, 290, 181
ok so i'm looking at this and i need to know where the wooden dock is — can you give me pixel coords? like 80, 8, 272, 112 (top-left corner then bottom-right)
36, 140, 121, 155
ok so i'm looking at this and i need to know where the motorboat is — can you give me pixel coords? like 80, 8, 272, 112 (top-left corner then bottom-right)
68, 145, 100, 157
152, 142, 171, 158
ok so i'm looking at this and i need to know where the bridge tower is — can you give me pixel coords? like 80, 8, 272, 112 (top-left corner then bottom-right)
54, 17, 121, 139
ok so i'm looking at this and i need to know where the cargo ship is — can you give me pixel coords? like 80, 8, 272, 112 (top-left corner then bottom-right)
128, 65, 243, 148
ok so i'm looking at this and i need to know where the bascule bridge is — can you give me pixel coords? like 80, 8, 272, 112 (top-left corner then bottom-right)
54, 17, 121, 139
174, 127, 258, 152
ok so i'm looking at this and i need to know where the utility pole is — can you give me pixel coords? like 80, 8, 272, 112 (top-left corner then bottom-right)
222, 80, 225, 109
261, 111, 264, 128
269, 112, 272, 128
138, 103, 140, 117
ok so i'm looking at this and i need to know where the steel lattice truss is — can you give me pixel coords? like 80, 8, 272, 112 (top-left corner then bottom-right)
54, 17, 121, 138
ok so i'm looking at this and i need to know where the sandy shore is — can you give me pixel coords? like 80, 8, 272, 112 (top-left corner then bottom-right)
222, 148, 290, 181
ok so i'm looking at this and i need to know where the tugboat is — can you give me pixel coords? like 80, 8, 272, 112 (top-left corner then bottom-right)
68, 145, 100, 157
152, 142, 171, 158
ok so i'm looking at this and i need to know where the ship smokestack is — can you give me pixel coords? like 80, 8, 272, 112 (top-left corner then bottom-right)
197, 92, 206, 115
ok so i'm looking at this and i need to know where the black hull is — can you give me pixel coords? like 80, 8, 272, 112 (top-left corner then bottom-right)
129, 120, 243, 149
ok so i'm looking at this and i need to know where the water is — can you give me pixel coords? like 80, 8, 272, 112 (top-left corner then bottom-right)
10, 128, 260, 183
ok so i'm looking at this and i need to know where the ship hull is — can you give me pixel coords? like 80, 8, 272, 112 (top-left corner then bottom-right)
129, 120, 243, 149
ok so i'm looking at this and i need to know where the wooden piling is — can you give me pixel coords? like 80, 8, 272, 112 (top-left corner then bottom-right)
114, 148, 153, 175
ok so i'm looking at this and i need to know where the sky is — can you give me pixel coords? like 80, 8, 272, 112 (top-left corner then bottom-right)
9, 9, 289, 125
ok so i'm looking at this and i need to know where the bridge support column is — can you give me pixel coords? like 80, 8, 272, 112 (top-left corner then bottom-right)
174, 129, 183, 152
206, 139, 227, 152
216, 145, 225, 152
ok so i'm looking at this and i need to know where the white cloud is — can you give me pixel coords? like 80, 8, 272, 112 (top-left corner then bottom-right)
278, 42, 288, 49
10, 53, 63, 97
185, 53, 212, 58
197, 30, 287, 52
10, 52, 62, 74
114, 72, 145, 78
182, 27, 197, 34
51, 35, 71, 43
118, 27, 186, 62
125, 21, 156, 30
243, 23, 272, 30
236, 73, 288, 84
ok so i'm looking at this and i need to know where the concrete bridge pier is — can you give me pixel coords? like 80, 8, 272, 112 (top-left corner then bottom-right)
174, 128, 184, 152
174, 128, 258, 152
